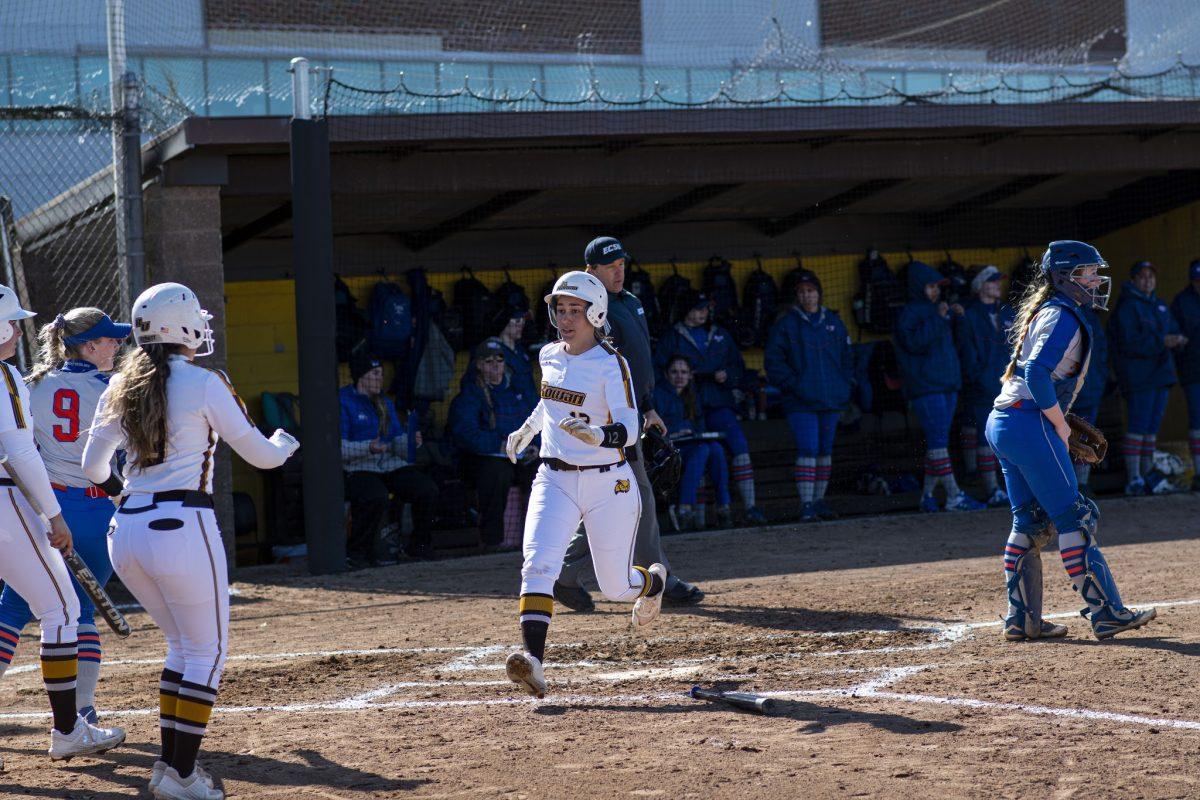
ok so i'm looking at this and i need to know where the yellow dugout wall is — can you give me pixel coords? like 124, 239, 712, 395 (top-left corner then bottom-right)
226, 215, 1200, 552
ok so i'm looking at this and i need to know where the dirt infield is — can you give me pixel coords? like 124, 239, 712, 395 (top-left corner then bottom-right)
2, 494, 1199, 799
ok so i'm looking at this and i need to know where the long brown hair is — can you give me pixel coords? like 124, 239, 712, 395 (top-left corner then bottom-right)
667, 356, 700, 422
26, 307, 108, 386
101, 344, 184, 468
1001, 277, 1057, 382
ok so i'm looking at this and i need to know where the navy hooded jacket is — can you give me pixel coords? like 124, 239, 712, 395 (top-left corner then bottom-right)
957, 298, 1015, 407
654, 322, 745, 411
764, 305, 854, 413
1171, 284, 1200, 386
652, 381, 709, 438
893, 260, 962, 399
1108, 282, 1179, 393
447, 373, 537, 456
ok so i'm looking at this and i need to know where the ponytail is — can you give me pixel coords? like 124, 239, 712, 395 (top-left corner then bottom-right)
1001, 279, 1057, 383
26, 307, 108, 385
99, 344, 182, 467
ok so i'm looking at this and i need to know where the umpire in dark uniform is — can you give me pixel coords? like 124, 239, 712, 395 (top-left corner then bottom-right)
554, 236, 705, 610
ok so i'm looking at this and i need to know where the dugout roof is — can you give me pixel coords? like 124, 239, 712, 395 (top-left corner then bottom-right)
28, 101, 1200, 279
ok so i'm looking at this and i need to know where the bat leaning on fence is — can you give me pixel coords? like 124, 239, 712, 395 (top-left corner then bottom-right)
0, 456, 131, 638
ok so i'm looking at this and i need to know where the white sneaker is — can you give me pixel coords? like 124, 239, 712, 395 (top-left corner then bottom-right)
154, 766, 224, 800
151, 760, 213, 792
632, 563, 668, 628
48, 716, 125, 761
505, 651, 547, 699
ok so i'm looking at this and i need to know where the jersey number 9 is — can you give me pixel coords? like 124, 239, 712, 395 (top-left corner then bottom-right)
52, 388, 80, 442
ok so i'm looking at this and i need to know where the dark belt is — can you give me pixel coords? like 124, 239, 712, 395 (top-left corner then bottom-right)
118, 490, 213, 514
0, 478, 13, 487
542, 458, 626, 473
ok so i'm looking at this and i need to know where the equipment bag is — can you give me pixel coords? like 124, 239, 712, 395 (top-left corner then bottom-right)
852, 249, 905, 336
493, 269, 530, 312
739, 257, 778, 347
702, 255, 739, 326
625, 258, 660, 334
658, 260, 693, 329
334, 275, 369, 362
367, 281, 413, 359
454, 267, 497, 349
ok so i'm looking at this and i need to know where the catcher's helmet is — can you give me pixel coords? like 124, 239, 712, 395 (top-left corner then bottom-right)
1040, 240, 1111, 311
641, 426, 681, 503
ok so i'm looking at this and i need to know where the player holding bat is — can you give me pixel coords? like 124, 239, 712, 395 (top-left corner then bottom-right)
0, 287, 126, 764
986, 241, 1155, 642
0, 306, 131, 728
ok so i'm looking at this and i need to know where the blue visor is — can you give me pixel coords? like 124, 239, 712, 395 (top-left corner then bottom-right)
63, 314, 132, 347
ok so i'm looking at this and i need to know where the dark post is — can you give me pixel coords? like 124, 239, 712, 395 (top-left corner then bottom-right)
290, 61, 345, 574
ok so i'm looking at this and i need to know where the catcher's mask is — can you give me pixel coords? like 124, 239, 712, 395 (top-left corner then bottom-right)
641, 426, 682, 503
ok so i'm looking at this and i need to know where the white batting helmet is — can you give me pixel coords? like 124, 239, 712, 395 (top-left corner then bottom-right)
132, 282, 214, 357
544, 271, 608, 329
0, 284, 36, 346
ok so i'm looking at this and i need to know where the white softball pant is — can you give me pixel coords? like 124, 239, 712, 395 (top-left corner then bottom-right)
0, 485, 79, 644
108, 498, 229, 690
520, 462, 645, 602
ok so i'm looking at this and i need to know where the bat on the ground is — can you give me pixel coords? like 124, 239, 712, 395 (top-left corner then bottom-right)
0, 457, 131, 638
690, 685, 776, 714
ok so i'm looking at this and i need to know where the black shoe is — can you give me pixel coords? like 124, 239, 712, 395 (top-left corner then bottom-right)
553, 581, 595, 613
663, 577, 705, 606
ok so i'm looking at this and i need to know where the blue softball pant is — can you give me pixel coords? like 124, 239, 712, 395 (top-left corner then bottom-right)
911, 392, 957, 450
1184, 382, 1200, 430
1124, 388, 1169, 436
678, 442, 731, 505
985, 405, 1078, 527
0, 489, 116, 630
703, 407, 749, 457
786, 410, 839, 457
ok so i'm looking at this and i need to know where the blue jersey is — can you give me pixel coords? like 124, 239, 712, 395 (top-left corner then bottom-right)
957, 299, 1016, 407
1108, 282, 1179, 392
764, 306, 853, 412
893, 260, 962, 399
447, 374, 537, 456
1171, 285, 1200, 386
994, 294, 1091, 413
654, 323, 744, 411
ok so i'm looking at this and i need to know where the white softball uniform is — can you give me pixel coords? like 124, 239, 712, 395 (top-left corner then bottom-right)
29, 360, 113, 487
81, 355, 294, 692
0, 361, 79, 645
520, 339, 646, 603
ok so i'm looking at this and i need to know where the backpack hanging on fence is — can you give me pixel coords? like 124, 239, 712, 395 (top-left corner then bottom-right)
738, 256, 778, 347
702, 255, 739, 327
534, 265, 559, 341
493, 268, 530, 312
367, 281, 412, 359
625, 258, 660, 333
851, 249, 905, 336
658, 260, 693, 330
334, 275, 368, 362
1009, 251, 1038, 304
940, 252, 969, 307
454, 266, 497, 350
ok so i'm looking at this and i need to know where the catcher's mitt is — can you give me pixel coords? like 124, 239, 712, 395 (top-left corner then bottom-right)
1066, 413, 1107, 464
641, 426, 681, 502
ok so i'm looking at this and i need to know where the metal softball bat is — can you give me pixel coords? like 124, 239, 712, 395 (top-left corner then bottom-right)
690, 685, 776, 714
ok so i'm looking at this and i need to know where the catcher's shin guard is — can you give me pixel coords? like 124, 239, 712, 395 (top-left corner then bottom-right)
1003, 502, 1055, 640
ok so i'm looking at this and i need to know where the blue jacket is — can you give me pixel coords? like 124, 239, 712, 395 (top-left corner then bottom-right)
957, 298, 1015, 407
652, 382, 708, 438
1074, 304, 1108, 411
654, 322, 744, 411
340, 385, 402, 444
764, 305, 854, 412
458, 340, 537, 398
893, 261, 962, 399
1108, 282, 1179, 392
1171, 285, 1200, 386
447, 374, 537, 456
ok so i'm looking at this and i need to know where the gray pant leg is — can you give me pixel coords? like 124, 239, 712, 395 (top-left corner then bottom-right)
556, 443, 669, 586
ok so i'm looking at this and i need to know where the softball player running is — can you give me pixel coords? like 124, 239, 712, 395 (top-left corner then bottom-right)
987, 241, 1155, 642
503, 271, 666, 698
0, 307, 130, 726
82, 283, 299, 799
0, 288, 125, 762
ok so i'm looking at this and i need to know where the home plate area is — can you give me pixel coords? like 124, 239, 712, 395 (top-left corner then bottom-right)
2, 495, 1200, 799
